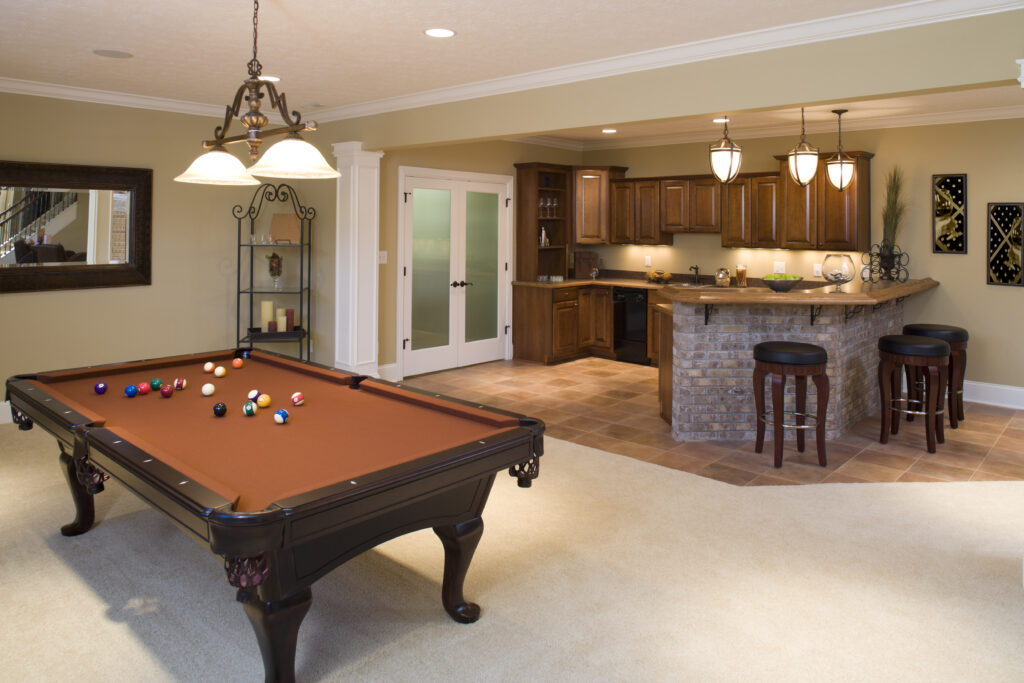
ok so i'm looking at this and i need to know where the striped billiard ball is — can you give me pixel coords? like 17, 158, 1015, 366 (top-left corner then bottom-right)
274, 409, 289, 424
173, 377, 188, 391
243, 400, 258, 417
290, 392, 304, 406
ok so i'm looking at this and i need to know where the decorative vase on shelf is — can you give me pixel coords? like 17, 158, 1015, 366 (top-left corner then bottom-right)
267, 252, 283, 290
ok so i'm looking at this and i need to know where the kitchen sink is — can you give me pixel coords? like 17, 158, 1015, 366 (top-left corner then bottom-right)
666, 282, 714, 289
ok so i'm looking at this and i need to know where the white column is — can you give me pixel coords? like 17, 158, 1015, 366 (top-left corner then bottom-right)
333, 141, 385, 376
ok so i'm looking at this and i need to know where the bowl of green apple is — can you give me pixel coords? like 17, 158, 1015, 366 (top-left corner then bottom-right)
762, 273, 804, 292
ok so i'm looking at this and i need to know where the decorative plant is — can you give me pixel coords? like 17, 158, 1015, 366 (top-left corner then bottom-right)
881, 165, 905, 251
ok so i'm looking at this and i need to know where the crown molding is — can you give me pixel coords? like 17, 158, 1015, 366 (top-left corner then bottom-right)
315, 0, 1024, 122
518, 104, 1024, 151
0, 77, 222, 117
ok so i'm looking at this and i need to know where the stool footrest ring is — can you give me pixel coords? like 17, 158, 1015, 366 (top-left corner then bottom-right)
758, 410, 820, 430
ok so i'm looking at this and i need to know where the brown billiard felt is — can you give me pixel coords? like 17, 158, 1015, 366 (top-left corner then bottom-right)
32, 351, 519, 512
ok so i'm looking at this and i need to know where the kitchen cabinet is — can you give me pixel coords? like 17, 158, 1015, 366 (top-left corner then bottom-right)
720, 174, 782, 248
657, 304, 673, 423
581, 286, 613, 356
512, 283, 613, 363
646, 288, 669, 364
514, 162, 573, 281
776, 152, 873, 251
661, 177, 720, 233
610, 179, 670, 245
574, 166, 627, 244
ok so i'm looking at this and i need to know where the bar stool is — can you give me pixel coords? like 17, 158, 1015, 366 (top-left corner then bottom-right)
902, 324, 968, 428
878, 335, 949, 453
752, 341, 829, 468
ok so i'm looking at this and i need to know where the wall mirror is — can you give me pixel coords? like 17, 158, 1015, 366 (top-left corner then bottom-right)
0, 161, 152, 293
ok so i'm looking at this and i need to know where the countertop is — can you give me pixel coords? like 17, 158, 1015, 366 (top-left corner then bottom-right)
512, 277, 939, 306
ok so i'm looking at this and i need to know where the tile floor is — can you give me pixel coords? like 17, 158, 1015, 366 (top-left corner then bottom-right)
403, 356, 1024, 486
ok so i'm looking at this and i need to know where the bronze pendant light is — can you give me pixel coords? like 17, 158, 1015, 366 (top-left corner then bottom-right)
709, 118, 742, 183
787, 108, 819, 187
825, 109, 855, 191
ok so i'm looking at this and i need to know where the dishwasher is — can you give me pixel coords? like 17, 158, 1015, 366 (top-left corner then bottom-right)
612, 287, 648, 365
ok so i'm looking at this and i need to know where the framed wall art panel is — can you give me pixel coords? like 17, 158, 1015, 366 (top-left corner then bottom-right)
987, 202, 1023, 286
933, 174, 966, 254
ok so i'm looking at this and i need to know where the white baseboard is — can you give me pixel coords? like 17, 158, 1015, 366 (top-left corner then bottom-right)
0, 401, 10, 425
377, 363, 401, 382
964, 380, 1024, 410
334, 360, 379, 377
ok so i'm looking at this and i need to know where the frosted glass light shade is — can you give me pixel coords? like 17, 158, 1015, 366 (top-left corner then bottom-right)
709, 137, 742, 183
174, 148, 259, 185
826, 154, 855, 190
248, 135, 341, 179
787, 140, 819, 187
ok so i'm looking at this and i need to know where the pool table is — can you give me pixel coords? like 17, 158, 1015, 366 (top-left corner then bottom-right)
6, 349, 543, 683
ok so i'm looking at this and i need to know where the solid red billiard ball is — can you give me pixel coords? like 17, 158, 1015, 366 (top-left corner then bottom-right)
231, 358, 244, 369
137, 383, 151, 395
160, 385, 174, 398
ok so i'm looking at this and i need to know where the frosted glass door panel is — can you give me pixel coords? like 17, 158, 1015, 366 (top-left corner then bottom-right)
464, 191, 499, 343
411, 188, 451, 351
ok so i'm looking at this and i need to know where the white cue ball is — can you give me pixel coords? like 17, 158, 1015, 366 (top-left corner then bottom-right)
201, 383, 216, 396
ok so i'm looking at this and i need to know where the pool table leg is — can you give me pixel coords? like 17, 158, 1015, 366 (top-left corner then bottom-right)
434, 517, 483, 624
58, 447, 95, 537
242, 587, 312, 683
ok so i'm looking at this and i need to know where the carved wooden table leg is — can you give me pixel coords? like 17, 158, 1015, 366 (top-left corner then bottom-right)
58, 447, 95, 537
241, 588, 313, 683
433, 518, 483, 623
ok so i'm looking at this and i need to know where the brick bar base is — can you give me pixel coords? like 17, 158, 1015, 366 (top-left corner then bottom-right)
670, 302, 903, 441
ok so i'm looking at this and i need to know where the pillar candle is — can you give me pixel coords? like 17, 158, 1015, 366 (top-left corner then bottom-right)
285, 309, 295, 331
276, 314, 288, 334
267, 320, 277, 333
260, 301, 274, 332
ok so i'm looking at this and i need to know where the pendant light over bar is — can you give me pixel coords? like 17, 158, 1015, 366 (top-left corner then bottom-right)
825, 109, 855, 191
175, 0, 339, 185
709, 117, 742, 183
787, 108, 819, 187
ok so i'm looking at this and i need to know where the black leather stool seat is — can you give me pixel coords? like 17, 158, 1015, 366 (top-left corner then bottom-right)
753, 341, 827, 365
902, 323, 969, 343
878, 335, 950, 357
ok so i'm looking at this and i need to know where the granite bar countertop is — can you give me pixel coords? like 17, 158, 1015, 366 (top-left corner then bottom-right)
512, 276, 939, 306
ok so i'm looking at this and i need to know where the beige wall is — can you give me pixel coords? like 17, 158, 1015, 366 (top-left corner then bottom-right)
0, 92, 338, 385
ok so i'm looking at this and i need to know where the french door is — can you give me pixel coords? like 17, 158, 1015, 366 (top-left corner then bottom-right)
402, 176, 510, 376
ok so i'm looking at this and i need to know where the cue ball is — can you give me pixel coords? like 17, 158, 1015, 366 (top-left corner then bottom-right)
201, 383, 216, 396
231, 358, 244, 369
243, 400, 258, 416
94, 382, 107, 395
203, 362, 215, 373
213, 402, 227, 417
160, 385, 174, 398
173, 377, 188, 391
274, 409, 289, 424
213, 366, 227, 378
124, 384, 139, 398
137, 383, 151, 395
150, 378, 162, 390
256, 394, 272, 408
247, 389, 261, 401
290, 392, 304, 406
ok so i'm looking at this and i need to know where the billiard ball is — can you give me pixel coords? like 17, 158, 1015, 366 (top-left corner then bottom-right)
150, 378, 162, 390
94, 382, 107, 395
124, 384, 139, 398
243, 400, 257, 416
247, 389, 261, 401
214, 366, 227, 378
231, 358, 244, 369
212, 402, 227, 417
256, 394, 272, 409
173, 377, 187, 391
203, 362, 215, 373
201, 383, 216, 396
160, 385, 174, 398
290, 392, 304, 406
274, 409, 289, 424
137, 383, 151, 395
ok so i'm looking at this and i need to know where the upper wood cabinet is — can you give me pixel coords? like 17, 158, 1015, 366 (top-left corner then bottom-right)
514, 162, 573, 282
610, 179, 669, 245
574, 166, 627, 244
660, 177, 720, 233
776, 151, 873, 251
720, 174, 782, 248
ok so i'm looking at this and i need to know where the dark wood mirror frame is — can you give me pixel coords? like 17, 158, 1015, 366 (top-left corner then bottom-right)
0, 161, 152, 293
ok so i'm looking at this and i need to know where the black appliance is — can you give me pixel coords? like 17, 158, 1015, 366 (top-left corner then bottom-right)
612, 287, 648, 365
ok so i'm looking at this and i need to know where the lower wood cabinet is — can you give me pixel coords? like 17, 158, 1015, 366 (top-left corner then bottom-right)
512, 284, 612, 363
579, 286, 613, 356
657, 304, 673, 423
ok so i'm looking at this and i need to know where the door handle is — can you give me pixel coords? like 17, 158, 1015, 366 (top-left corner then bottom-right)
459, 281, 474, 287
451, 281, 460, 288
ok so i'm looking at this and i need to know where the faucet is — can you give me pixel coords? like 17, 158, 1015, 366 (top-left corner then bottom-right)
689, 265, 700, 284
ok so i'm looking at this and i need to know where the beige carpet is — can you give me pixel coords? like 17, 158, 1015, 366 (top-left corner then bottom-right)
2, 423, 1023, 682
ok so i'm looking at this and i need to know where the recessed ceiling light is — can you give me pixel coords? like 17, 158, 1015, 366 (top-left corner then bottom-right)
92, 49, 133, 59
713, 117, 729, 124
602, 128, 617, 134
425, 28, 455, 38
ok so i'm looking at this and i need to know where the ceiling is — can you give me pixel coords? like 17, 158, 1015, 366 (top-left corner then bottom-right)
1, 0, 1021, 145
